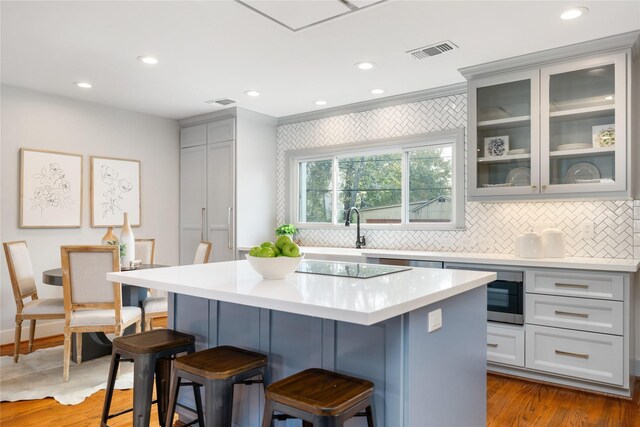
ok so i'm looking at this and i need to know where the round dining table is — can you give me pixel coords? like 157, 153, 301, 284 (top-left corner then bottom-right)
42, 264, 168, 362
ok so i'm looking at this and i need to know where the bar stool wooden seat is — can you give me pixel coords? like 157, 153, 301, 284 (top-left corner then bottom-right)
262, 368, 375, 427
165, 345, 268, 427
101, 329, 196, 427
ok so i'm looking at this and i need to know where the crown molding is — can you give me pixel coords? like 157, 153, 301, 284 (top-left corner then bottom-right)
277, 82, 467, 126
459, 31, 640, 79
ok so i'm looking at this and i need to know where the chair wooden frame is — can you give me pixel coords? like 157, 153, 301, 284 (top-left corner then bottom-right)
61, 245, 141, 382
134, 238, 155, 265
3, 240, 65, 362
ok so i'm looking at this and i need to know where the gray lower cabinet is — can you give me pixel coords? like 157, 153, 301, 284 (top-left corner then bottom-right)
525, 324, 624, 386
521, 268, 630, 395
487, 323, 524, 367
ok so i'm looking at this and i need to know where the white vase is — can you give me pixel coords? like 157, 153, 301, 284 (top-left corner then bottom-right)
119, 212, 135, 268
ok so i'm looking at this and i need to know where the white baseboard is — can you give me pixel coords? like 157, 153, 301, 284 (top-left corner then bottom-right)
0, 320, 64, 345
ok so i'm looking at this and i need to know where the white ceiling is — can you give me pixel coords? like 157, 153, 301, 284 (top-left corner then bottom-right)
2, 1, 639, 120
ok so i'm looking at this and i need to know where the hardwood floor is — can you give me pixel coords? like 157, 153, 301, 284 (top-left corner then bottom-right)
2, 330, 639, 426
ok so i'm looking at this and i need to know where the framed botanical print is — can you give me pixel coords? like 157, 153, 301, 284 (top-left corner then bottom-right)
90, 156, 141, 227
20, 148, 83, 228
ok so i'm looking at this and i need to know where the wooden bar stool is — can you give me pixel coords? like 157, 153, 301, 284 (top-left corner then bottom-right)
165, 346, 268, 427
101, 329, 196, 427
262, 368, 375, 427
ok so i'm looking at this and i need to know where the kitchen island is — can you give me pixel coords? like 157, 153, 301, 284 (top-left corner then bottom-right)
108, 260, 496, 427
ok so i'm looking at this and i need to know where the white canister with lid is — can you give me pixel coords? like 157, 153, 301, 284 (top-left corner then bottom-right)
519, 231, 544, 258
542, 228, 565, 258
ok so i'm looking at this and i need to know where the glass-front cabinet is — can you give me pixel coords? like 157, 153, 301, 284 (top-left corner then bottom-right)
540, 53, 626, 194
469, 70, 540, 197
468, 52, 627, 199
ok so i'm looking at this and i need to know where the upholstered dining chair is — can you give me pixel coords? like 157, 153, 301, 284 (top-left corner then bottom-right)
3, 241, 65, 363
142, 240, 212, 331
134, 238, 155, 265
60, 245, 142, 382
193, 240, 212, 265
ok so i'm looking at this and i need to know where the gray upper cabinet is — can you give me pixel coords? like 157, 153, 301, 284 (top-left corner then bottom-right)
462, 33, 638, 201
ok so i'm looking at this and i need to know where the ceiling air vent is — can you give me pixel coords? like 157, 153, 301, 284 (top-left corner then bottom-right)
407, 41, 458, 60
205, 98, 236, 106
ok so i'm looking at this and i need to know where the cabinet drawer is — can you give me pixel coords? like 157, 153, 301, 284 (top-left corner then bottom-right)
487, 324, 524, 367
526, 294, 623, 335
180, 124, 206, 148
525, 270, 624, 301
525, 325, 623, 385
207, 119, 235, 144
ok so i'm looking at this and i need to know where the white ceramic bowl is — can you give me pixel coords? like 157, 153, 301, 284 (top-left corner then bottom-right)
245, 254, 304, 280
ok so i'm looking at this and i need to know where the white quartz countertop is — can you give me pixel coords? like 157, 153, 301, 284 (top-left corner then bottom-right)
285, 247, 640, 273
107, 260, 495, 326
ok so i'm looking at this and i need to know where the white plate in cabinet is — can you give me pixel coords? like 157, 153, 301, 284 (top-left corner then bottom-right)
525, 270, 623, 301
526, 294, 623, 335
487, 323, 525, 367
525, 325, 623, 386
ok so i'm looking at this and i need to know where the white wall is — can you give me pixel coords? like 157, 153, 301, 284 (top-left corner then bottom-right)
0, 84, 179, 343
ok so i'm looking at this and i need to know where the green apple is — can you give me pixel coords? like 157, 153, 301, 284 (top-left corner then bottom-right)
256, 247, 275, 258
273, 246, 282, 257
275, 235, 292, 250
248, 246, 261, 257
260, 241, 276, 250
281, 242, 300, 257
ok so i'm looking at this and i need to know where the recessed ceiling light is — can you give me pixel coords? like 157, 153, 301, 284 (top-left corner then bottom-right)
315, 100, 327, 106
370, 88, 384, 95
75, 81, 92, 89
560, 7, 588, 20
245, 90, 261, 97
356, 61, 375, 70
137, 55, 159, 65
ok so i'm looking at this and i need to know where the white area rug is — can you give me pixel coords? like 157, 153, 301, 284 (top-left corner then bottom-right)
0, 346, 133, 405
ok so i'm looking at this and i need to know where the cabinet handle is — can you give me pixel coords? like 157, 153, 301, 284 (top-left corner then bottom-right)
531, 185, 537, 192
555, 283, 589, 289
227, 207, 233, 249
541, 185, 547, 191
487, 343, 498, 348
555, 310, 589, 318
201, 208, 206, 241
555, 349, 589, 359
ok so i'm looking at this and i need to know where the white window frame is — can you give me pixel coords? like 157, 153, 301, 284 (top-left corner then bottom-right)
285, 128, 465, 231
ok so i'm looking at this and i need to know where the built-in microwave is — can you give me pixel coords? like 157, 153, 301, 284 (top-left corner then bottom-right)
444, 263, 524, 325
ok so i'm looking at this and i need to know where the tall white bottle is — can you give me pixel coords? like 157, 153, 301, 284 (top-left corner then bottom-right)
119, 212, 135, 268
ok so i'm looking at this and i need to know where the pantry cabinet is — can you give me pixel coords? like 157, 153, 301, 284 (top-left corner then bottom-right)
179, 108, 277, 264
462, 34, 637, 200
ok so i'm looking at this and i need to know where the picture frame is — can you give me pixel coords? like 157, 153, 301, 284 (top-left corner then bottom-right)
20, 148, 83, 228
592, 124, 615, 149
90, 156, 141, 227
484, 136, 509, 157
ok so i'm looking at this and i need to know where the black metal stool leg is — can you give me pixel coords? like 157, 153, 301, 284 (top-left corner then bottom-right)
366, 402, 375, 427
193, 382, 205, 427
133, 353, 156, 427
204, 378, 234, 427
155, 357, 172, 426
164, 368, 181, 427
101, 351, 121, 426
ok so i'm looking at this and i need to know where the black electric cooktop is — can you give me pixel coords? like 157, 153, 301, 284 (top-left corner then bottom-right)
296, 260, 411, 279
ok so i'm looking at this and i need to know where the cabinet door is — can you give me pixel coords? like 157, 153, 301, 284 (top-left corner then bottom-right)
207, 141, 235, 262
468, 70, 540, 198
180, 145, 207, 265
180, 124, 206, 148
540, 53, 626, 195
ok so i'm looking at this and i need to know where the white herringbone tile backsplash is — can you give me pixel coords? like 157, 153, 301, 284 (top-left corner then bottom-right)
276, 94, 636, 259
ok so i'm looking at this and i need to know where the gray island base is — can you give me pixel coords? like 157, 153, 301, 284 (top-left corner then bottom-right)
107, 260, 493, 427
